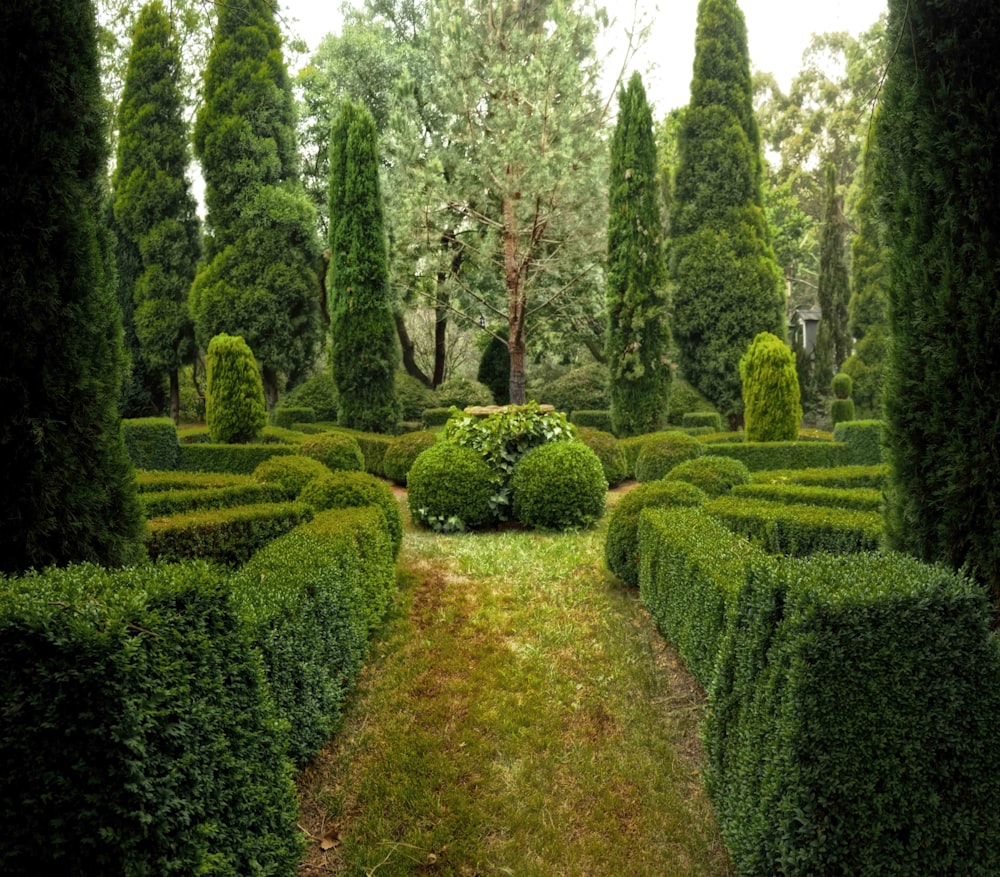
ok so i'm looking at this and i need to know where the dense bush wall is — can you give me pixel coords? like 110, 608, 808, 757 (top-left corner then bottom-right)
177, 442, 299, 474
703, 441, 844, 472
121, 417, 180, 470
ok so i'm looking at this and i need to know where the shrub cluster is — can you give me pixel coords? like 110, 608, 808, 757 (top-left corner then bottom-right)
121, 417, 179, 470
751, 464, 889, 491
634, 430, 706, 482
177, 442, 299, 474
140, 483, 287, 517
299, 432, 364, 473
269, 406, 316, 428
664, 455, 751, 498
300, 471, 403, 558
511, 441, 607, 530
407, 442, 501, 532
382, 430, 437, 486
732, 483, 882, 512
252, 455, 330, 497
703, 440, 844, 472
575, 427, 628, 487
833, 418, 883, 466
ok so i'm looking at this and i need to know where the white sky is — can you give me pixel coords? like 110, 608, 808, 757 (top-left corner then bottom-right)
277, 0, 888, 114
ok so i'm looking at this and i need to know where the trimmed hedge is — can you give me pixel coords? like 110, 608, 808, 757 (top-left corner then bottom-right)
664, 455, 751, 498
833, 419, 883, 465
703, 441, 845, 472
252, 455, 331, 497
705, 496, 882, 556
575, 427, 629, 487
732, 483, 883, 512
635, 430, 706, 482
570, 409, 614, 433
299, 471, 403, 559
619, 434, 646, 477
136, 471, 253, 493
299, 432, 364, 473
751, 464, 889, 490
0, 562, 301, 875
178, 425, 305, 445
682, 411, 722, 431
121, 417, 179, 470
145, 502, 313, 567
230, 507, 396, 764
407, 442, 500, 532
421, 407, 455, 428
269, 406, 316, 428
510, 441, 607, 531
382, 430, 436, 486
140, 483, 287, 517
706, 552, 1000, 875
177, 442, 299, 474
329, 427, 394, 476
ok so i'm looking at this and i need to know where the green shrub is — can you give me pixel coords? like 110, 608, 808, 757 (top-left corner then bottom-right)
705, 496, 882, 556
283, 370, 338, 421
620, 435, 647, 477
706, 552, 1000, 875
140, 483, 287, 517
635, 430, 706, 482
382, 430, 437, 486
252, 455, 330, 497
177, 443, 299, 474
0, 562, 301, 875
407, 443, 501, 532
796, 428, 835, 442
739, 332, 802, 442
833, 419, 883, 466
121, 417, 179, 470
510, 441, 607, 531
667, 377, 718, 426
830, 398, 855, 425
269, 406, 316, 428
698, 431, 743, 443
477, 332, 510, 405
422, 407, 455, 428
681, 411, 722, 431
570, 409, 614, 432
751, 464, 889, 490
145, 502, 312, 567
230, 507, 395, 764
605, 481, 708, 587
541, 363, 610, 415
831, 370, 852, 399
703, 441, 844, 472
575, 427, 629, 487
396, 371, 435, 421
434, 376, 494, 409
299, 471, 403, 558
136, 471, 253, 493
328, 427, 394, 476
665, 455, 751, 498
732, 483, 882, 512
205, 333, 267, 444
299, 432, 364, 473
178, 425, 304, 445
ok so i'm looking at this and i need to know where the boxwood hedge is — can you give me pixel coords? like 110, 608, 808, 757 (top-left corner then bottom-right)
731, 483, 883, 512
121, 417, 179, 470
177, 443, 299, 474
139, 483, 287, 517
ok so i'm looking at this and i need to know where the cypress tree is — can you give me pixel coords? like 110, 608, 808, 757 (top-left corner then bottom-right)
876, 0, 1000, 607
112, 0, 200, 423
190, 0, 321, 407
0, 0, 144, 573
606, 72, 671, 437
328, 100, 401, 433
670, 0, 785, 423
739, 332, 801, 442
205, 334, 267, 444
813, 163, 851, 391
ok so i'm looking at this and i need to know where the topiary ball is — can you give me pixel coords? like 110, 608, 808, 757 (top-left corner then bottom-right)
382, 430, 437, 486
299, 470, 403, 558
831, 371, 853, 400
575, 427, 629, 487
252, 455, 330, 498
663, 455, 751, 498
407, 442, 500, 532
299, 432, 364, 473
634, 431, 706, 482
511, 441, 608, 531
604, 481, 708, 586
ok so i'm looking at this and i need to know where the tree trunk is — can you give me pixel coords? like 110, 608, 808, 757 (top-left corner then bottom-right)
394, 312, 432, 387
432, 286, 448, 388
168, 369, 180, 424
503, 196, 528, 405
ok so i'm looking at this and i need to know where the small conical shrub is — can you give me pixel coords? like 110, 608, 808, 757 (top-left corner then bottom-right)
831, 371, 855, 425
740, 332, 802, 442
205, 334, 266, 443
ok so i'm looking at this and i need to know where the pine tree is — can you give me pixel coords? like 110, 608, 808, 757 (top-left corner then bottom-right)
112, 0, 200, 422
0, 0, 144, 573
328, 100, 401, 432
813, 162, 851, 391
876, 0, 1000, 607
606, 72, 671, 437
670, 0, 785, 423
190, 0, 321, 407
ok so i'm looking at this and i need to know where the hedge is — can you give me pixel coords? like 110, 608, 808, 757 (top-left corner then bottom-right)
682, 411, 722, 431
705, 496, 882, 556
269, 406, 316, 428
328, 427, 394, 476
230, 507, 396, 764
751, 464, 889, 490
703, 441, 845, 472
833, 419, 883, 465
731, 483, 883, 512
422, 407, 456, 428
177, 442, 299, 474
705, 552, 1000, 875
136, 471, 254, 493
139, 483, 288, 517
569, 409, 614, 432
178, 425, 304, 445
0, 562, 301, 876
145, 502, 313, 567
121, 417, 179, 470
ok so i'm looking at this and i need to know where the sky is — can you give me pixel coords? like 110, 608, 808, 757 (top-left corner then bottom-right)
277, 0, 888, 114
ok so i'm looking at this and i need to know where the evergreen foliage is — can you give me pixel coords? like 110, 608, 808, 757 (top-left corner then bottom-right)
606, 72, 671, 437
543, 363, 610, 416
204, 334, 267, 444
111, 1, 200, 422
813, 163, 851, 390
328, 100, 401, 432
670, 0, 785, 420
876, 0, 1000, 606
0, 0, 145, 574
510, 441, 607, 531
477, 331, 511, 406
299, 432, 365, 473
740, 332, 802, 442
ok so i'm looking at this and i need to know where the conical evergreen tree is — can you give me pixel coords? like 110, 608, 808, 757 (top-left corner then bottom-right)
328, 100, 401, 432
813, 163, 851, 391
877, 0, 1000, 608
112, 0, 200, 422
606, 71, 671, 437
0, 0, 144, 573
670, 0, 785, 423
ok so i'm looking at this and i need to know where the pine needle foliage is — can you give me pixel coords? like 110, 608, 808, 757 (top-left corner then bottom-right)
740, 332, 802, 442
606, 72, 672, 437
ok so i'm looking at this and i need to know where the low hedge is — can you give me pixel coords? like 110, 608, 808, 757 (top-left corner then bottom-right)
252, 455, 331, 497
833, 419, 884, 466
664, 455, 751, 498
0, 562, 301, 876
145, 502, 313, 567
136, 471, 253, 493
634, 431, 706, 482
751, 464, 889, 490
382, 430, 437, 486
705, 496, 882, 556
300, 432, 364, 473
706, 552, 1000, 875
570, 409, 614, 433
230, 507, 396, 764
421, 407, 455, 428
177, 443, 299, 474
682, 411, 722, 431
121, 417, 180, 470
328, 427, 394, 476
140, 483, 287, 517
269, 406, 316, 428
731, 483, 882, 512
703, 441, 845, 472
178, 425, 304, 445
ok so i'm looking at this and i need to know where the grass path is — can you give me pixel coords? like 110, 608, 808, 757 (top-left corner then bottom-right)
297, 504, 731, 876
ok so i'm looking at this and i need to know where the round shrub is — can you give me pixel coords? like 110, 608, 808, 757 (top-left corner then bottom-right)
664, 455, 751, 498
576, 427, 629, 487
407, 442, 500, 532
252, 455, 329, 497
396, 371, 435, 421
382, 430, 437, 486
831, 371, 853, 400
433, 376, 494, 409
511, 441, 608, 531
299, 432, 364, 473
205, 333, 266, 443
605, 481, 708, 586
284, 370, 338, 422
739, 331, 802, 442
542, 363, 610, 415
634, 431, 706, 483
299, 471, 403, 557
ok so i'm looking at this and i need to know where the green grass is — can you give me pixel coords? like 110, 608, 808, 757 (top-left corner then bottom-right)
297, 502, 731, 876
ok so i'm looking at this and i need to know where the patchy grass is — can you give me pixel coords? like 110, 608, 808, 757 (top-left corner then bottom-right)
297, 502, 731, 876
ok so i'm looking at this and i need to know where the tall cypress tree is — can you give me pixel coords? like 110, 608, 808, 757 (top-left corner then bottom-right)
813, 163, 851, 391
190, 0, 321, 407
112, 0, 200, 423
328, 100, 401, 432
606, 71, 671, 437
0, 0, 144, 573
670, 0, 785, 423
876, 0, 1000, 608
